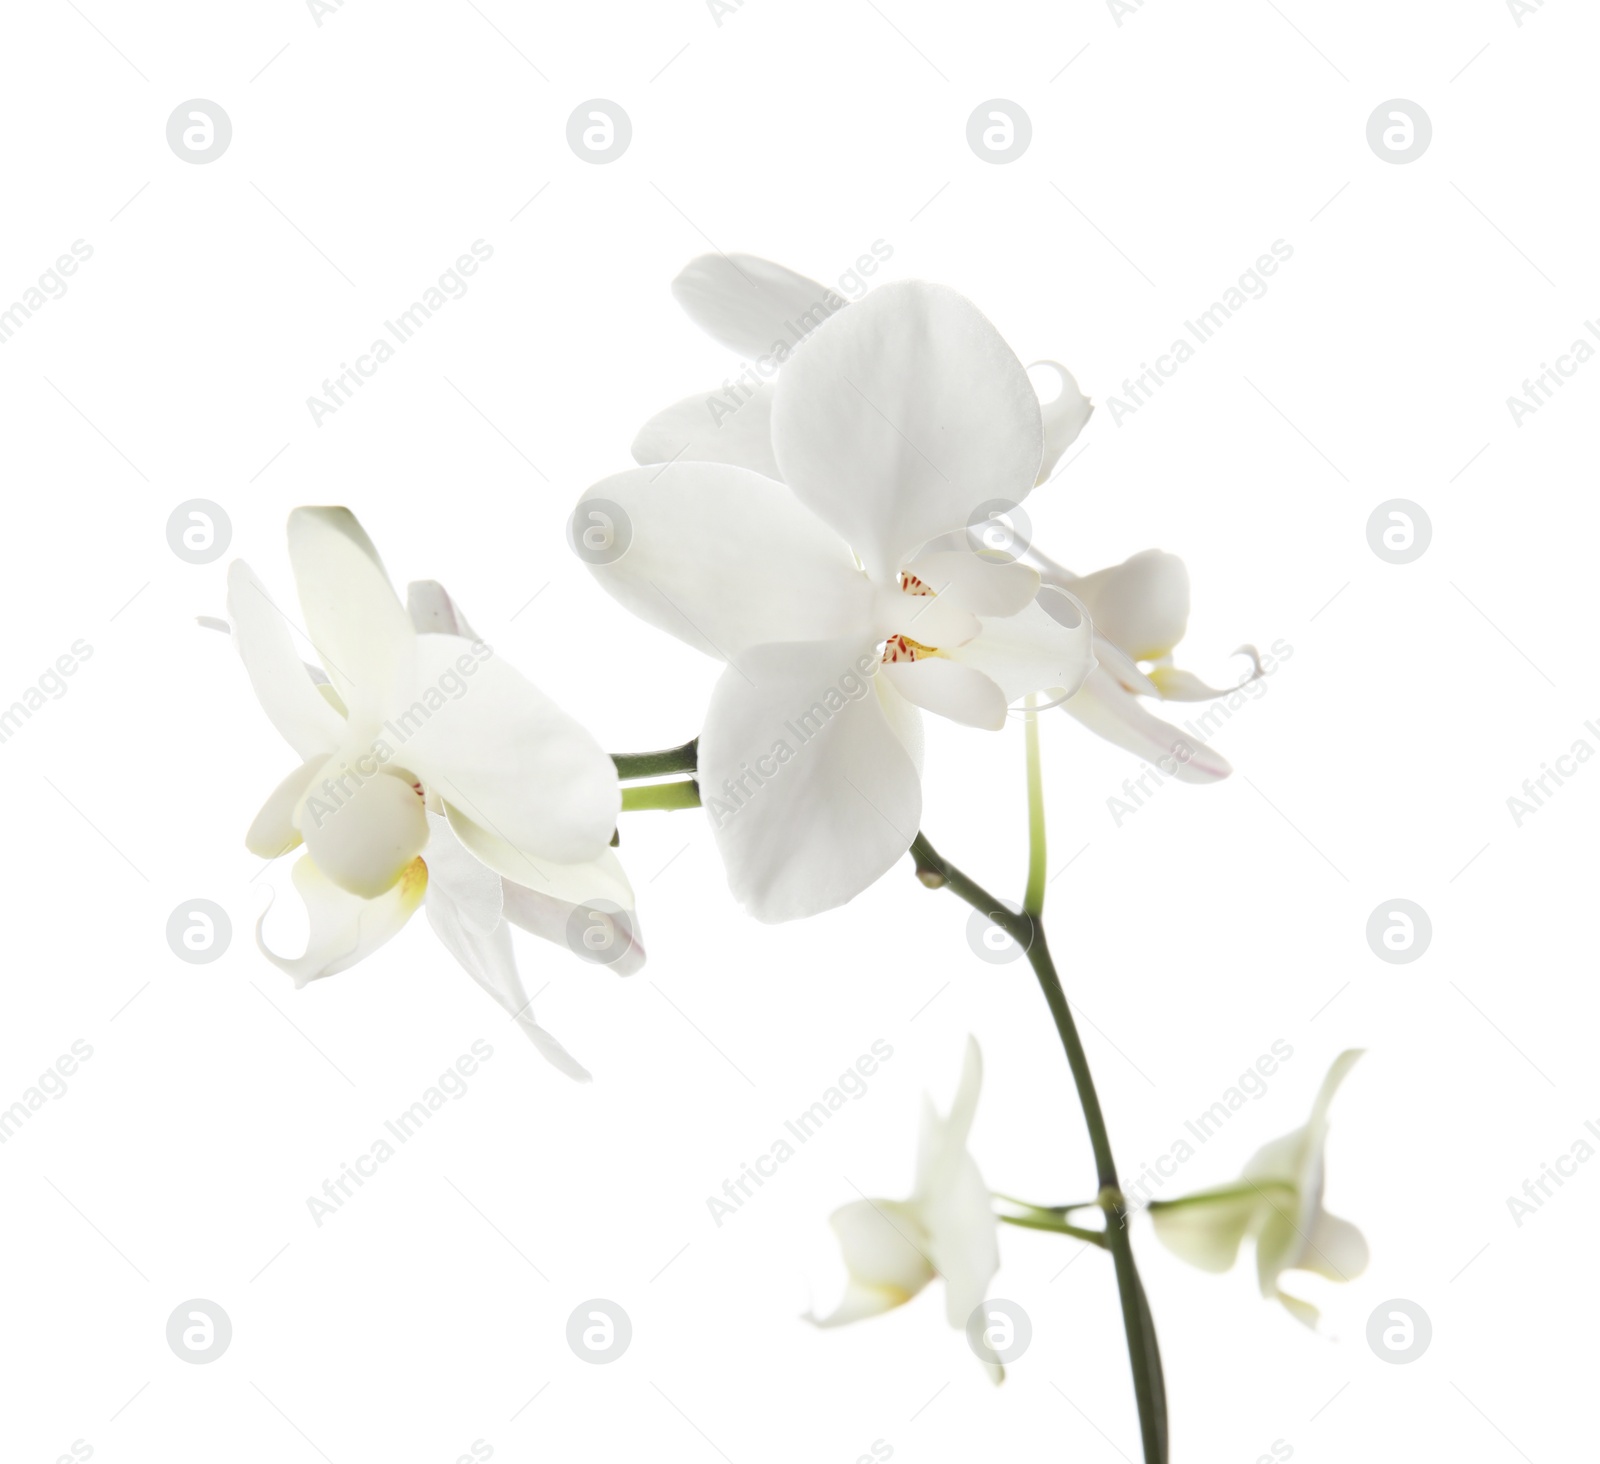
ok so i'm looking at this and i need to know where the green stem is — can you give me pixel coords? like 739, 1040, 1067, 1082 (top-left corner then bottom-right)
620, 779, 702, 812
612, 738, 699, 780
910, 832, 1168, 1464
1146, 1179, 1294, 1213
1023, 698, 1046, 918
996, 1211, 1108, 1247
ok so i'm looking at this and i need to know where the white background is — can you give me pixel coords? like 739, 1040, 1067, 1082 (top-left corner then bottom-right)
0, 1, 1593, 1460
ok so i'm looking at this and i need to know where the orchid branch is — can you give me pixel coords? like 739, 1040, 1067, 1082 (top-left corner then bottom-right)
606, 736, 1169, 1459
908, 828, 1169, 1464
612, 738, 699, 780
620, 779, 701, 812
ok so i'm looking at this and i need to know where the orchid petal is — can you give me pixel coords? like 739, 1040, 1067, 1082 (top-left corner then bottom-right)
257, 854, 426, 987
880, 659, 1008, 732
903, 548, 1041, 618
945, 589, 1095, 707
1032, 361, 1093, 483
699, 639, 921, 922
286, 507, 415, 718
771, 281, 1044, 582
1061, 667, 1232, 783
397, 634, 619, 866
245, 758, 323, 859
672, 252, 842, 360
578, 462, 878, 660
1149, 1189, 1265, 1273
295, 764, 430, 899
807, 1198, 935, 1327
406, 579, 479, 639
422, 814, 591, 1080
227, 561, 344, 761
1063, 550, 1191, 661
632, 385, 782, 480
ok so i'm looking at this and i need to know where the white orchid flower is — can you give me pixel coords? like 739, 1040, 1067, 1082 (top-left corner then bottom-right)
634, 253, 1253, 787
581, 281, 1095, 922
810, 1037, 1003, 1378
632, 252, 1093, 488
227, 507, 642, 1078
1149, 1050, 1368, 1326
1034, 546, 1261, 783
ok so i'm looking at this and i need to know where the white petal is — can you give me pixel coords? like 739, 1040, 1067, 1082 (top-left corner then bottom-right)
1061, 667, 1231, 783
700, 640, 921, 922
1031, 361, 1094, 483
245, 758, 323, 859
397, 634, 619, 866
903, 548, 1041, 618
632, 384, 782, 480
446, 810, 645, 976
1065, 550, 1190, 661
672, 252, 843, 360
1306, 1048, 1364, 1140
945, 589, 1095, 707
771, 281, 1044, 581
227, 561, 344, 761
878, 583, 980, 650
407, 580, 479, 639
909, 1040, 998, 1331
881, 659, 1007, 731
1293, 1209, 1369, 1283
422, 814, 591, 1080
501, 876, 647, 978
295, 764, 429, 899
286, 507, 416, 717
578, 462, 878, 660
874, 674, 925, 777
257, 854, 426, 987
1149, 1189, 1264, 1273
807, 1198, 935, 1327
922, 1150, 1000, 1331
